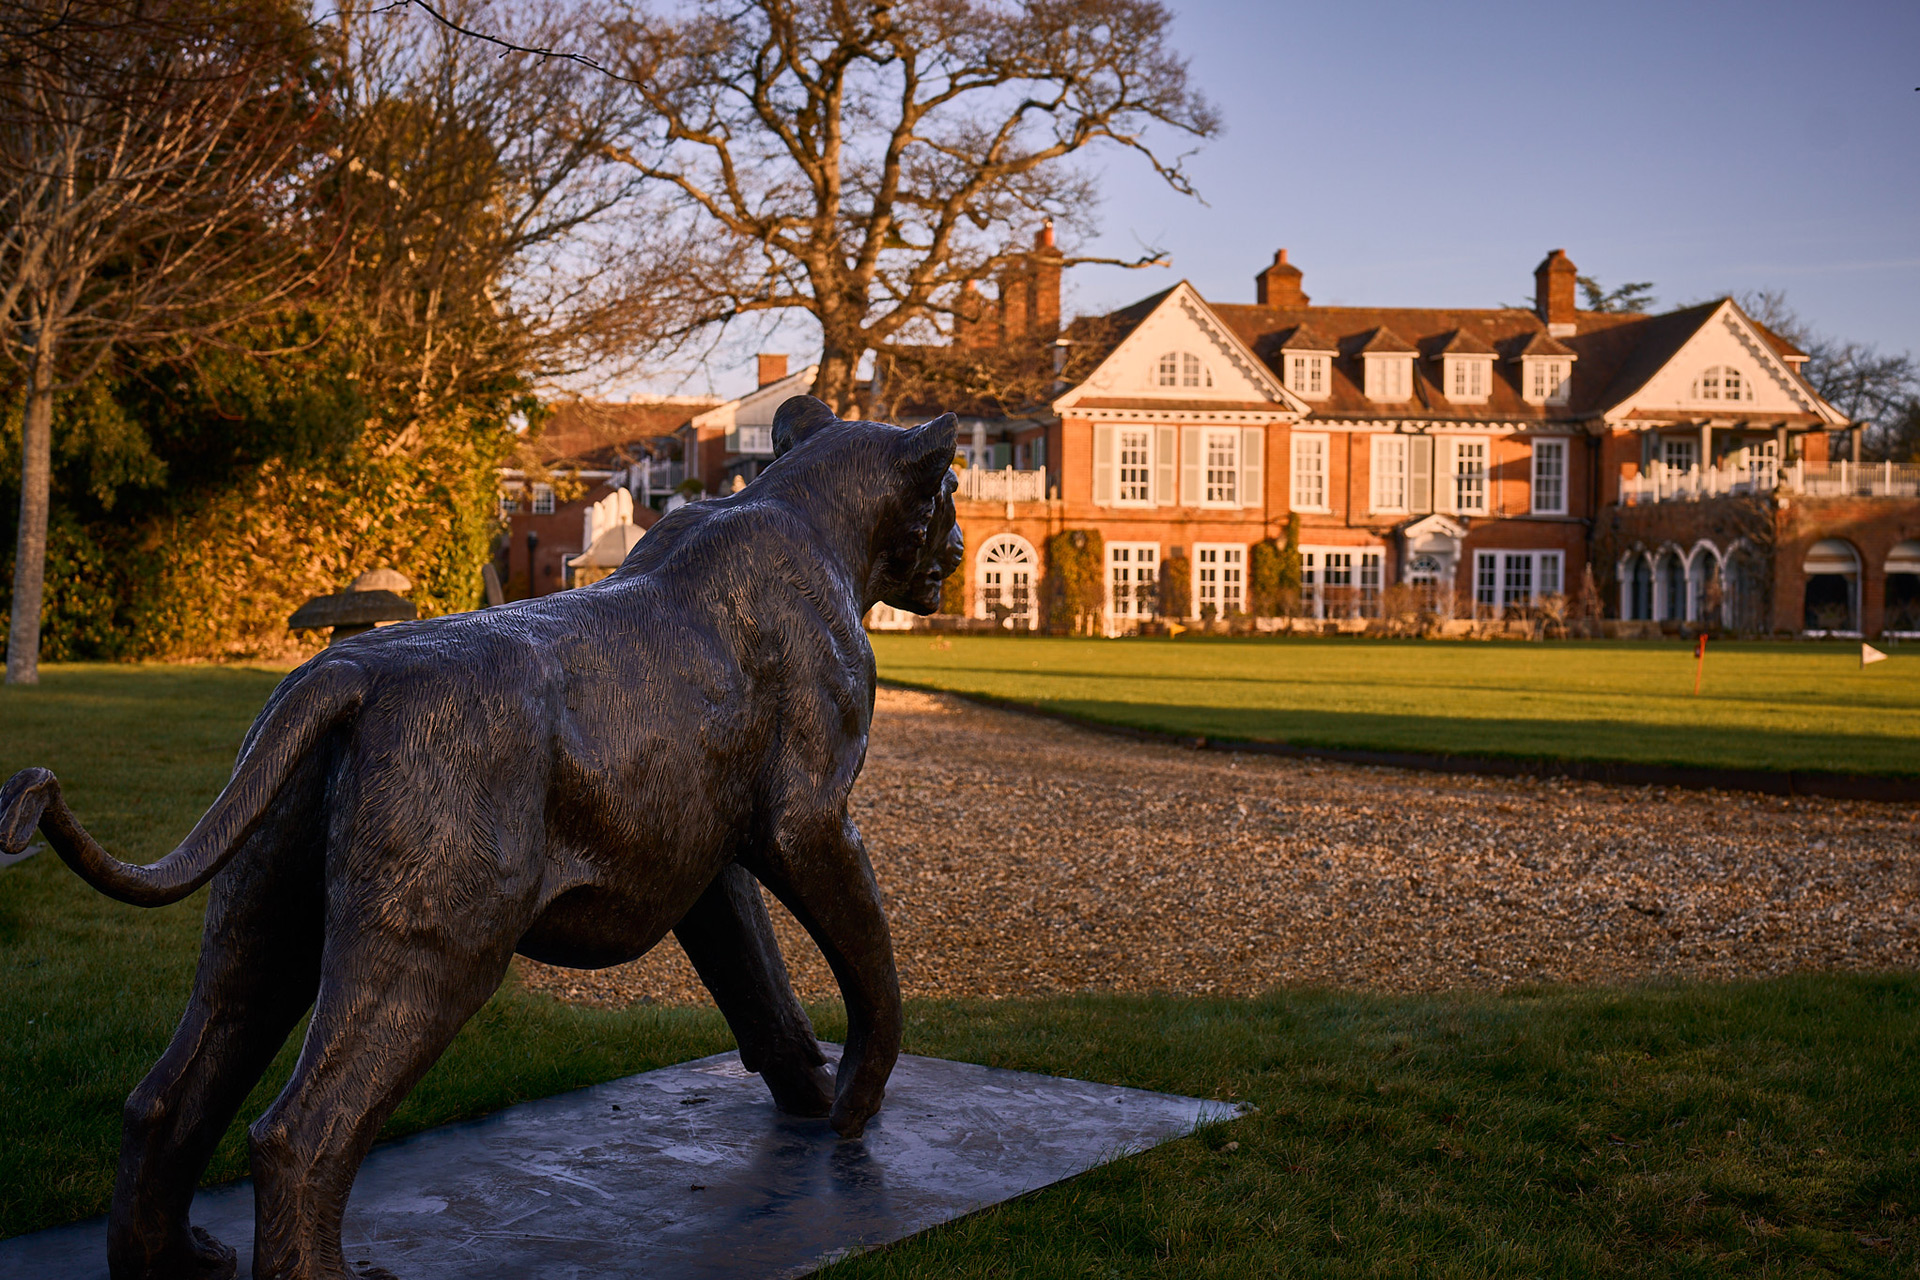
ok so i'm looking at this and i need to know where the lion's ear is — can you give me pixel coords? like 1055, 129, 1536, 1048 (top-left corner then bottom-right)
898, 412, 958, 492
772, 395, 840, 457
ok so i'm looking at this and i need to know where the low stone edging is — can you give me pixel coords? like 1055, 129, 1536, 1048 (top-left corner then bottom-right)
879, 679, 1920, 804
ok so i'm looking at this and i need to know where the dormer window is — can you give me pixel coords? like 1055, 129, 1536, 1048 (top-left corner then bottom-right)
1156, 351, 1212, 389
1692, 365, 1749, 402
1285, 354, 1329, 399
1445, 356, 1493, 404
1363, 355, 1413, 402
1522, 358, 1571, 405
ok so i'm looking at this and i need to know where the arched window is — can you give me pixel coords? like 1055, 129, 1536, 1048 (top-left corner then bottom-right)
1887, 540, 1920, 634
1691, 365, 1749, 402
1803, 538, 1860, 633
1155, 351, 1213, 388
976, 534, 1038, 630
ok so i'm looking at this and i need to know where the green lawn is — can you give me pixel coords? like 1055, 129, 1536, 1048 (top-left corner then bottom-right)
871, 634, 1920, 777
3, 666, 1917, 1276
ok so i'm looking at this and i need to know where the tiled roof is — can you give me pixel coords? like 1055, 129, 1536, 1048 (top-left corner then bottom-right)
1423, 328, 1498, 357
1501, 330, 1577, 359
534, 398, 720, 466
1349, 326, 1419, 356
1189, 298, 1809, 422
1273, 322, 1338, 352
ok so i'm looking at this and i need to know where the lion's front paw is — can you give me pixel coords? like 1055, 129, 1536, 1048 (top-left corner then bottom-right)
829, 1086, 884, 1139
761, 1059, 834, 1117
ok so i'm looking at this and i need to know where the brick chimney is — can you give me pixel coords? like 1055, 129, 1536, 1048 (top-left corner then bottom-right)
996, 220, 1063, 342
1533, 249, 1578, 336
1256, 249, 1308, 308
756, 353, 788, 386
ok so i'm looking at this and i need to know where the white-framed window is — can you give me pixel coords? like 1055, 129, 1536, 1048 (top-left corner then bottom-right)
1291, 432, 1328, 511
1203, 429, 1239, 506
532, 482, 556, 515
1531, 438, 1567, 515
1692, 365, 1749, 402
1193, 543, 1245, 618
1156, 351, 1213, 388
1747, 438, 1779, 487
1302, 546, 1385, 618
1364, 355, 1412, 402
1117, 429, 1152, 505
1662, 437, 1698, 473
1371, 435, 1408, 512
976, 533, 1038, 629
1523, 358, 1572, 404
1472, 550, 1565, 615
1446, 356, 1491, 403
498, 487, 523, 518
1286, 353, 1329, 399
1450, 439, 1488, 515
1107, 542, 1159, 621
735, 424, 772, 454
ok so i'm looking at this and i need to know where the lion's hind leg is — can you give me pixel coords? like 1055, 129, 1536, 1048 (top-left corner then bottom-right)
110, 820, 326, 1280
245, 882, 521, 1280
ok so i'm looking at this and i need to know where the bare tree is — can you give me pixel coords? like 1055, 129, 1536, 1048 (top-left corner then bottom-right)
596, 0, 1218, 411
1739, 289, 1918, 454
326, 0, 688, 459
0, 0, 320, 683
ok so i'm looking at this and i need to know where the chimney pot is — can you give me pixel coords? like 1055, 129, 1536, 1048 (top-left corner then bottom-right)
756, 353, 788, 387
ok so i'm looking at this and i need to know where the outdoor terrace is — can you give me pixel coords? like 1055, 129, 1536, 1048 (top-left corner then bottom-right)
1619, 459, 1920, 505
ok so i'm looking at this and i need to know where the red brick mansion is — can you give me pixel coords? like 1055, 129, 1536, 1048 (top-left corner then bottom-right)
501, 247, 1920, 638
908, 246, 1918, 637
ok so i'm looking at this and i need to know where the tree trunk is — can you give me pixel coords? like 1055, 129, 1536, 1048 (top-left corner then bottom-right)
813, 337, 862, 418
6, 355, 55, 686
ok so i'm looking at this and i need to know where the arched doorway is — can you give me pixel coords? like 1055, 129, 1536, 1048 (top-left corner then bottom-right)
976, 533, 1038, 630
1724, 545, 1767, 632
1886, 540, 1920, 634
1656, 550, 1687, 622
1625, 554, 1653, 621
1687, 545, 1722, 627
1803, 538, 1860, 633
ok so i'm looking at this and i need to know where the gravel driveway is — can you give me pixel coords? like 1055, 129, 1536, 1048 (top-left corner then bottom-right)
520, 687, 1920, 1007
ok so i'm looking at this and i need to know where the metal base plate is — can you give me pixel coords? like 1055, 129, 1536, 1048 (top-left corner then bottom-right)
0, 1050, 1234, 1279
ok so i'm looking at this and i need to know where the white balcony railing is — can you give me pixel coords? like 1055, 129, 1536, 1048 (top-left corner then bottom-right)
1619, 459, 1920, 505
956, 466, 1048, 503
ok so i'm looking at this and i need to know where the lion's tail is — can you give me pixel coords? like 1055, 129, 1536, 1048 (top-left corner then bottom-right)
0, 659, 366, 907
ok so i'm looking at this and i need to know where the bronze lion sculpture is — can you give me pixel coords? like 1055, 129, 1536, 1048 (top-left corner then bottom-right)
0, 397, 962, 1280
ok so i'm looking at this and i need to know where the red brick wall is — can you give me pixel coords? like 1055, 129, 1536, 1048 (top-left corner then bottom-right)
1773, 496, 1920, 634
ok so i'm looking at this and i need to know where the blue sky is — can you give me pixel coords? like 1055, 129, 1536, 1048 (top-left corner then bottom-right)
649, 0, 1920, 399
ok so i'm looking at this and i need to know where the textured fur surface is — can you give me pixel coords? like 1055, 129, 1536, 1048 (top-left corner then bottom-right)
0, 398, 961, 1280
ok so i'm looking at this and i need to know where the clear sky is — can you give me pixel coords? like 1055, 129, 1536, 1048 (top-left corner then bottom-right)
642, 0, 1920, 400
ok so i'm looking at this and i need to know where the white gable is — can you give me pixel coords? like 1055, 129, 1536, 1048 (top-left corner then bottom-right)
1607, 303, 1843, 424
1057, 282, 1307, 413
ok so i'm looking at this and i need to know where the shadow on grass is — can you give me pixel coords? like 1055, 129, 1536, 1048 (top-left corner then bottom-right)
1017, 698, 1920, 777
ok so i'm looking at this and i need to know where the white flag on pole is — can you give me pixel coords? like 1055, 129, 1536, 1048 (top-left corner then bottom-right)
1861, 643, 1888, 668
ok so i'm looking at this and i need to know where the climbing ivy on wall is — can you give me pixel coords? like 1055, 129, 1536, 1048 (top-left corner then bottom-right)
1045, 528, 1105, 634
1160, 550, 1191, 620
1248, 513, 1303, 616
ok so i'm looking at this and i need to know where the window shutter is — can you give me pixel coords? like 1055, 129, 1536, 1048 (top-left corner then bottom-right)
1180, 427, 1202, 505
1409, 436, 1433, 513
1093, 425, 1115, 505
1433, 439, 1454, 514
1240, 427, 1263, 509
1155, 426, 1177, 505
